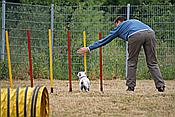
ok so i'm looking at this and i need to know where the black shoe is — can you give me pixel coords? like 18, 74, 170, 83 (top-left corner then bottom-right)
157, 86, 165, 92
126, 87, 135, 91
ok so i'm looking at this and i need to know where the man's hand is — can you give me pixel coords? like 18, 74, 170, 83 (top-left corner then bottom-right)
77, 47, 88, 54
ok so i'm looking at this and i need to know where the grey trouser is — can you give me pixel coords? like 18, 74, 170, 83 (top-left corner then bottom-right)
126, 30, 165, 89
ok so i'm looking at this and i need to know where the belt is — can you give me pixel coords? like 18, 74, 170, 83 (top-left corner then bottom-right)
128, 29, 153, 38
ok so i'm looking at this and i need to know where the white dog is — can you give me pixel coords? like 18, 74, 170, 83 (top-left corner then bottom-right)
77, 71, 90, 92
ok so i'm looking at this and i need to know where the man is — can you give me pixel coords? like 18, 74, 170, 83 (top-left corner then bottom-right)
77, 16, 165, 92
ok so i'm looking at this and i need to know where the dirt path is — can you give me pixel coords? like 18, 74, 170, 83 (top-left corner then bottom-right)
1, 79, 175, 117
48, 80, 175, 117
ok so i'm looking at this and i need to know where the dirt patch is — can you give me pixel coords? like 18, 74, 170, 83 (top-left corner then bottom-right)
1, 79, 175, 117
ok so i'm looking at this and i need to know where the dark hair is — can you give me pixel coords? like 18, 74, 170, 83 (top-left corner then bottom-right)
114, 16, 126, 24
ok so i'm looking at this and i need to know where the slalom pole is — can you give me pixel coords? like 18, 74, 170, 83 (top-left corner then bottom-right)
27, 30, 34, 87
5, 31, 13, 88
18, 37, 22, 65
67, 31, 72, 92
83, 31, 87, 73
0, 82, 1, 117
99, 32, 103, 92
48, 29, 54, 93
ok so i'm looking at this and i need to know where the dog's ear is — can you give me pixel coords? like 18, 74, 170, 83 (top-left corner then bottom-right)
75, 71, 78, 75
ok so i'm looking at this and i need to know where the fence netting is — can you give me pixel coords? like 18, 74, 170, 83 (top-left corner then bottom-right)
54, 5, 126, 80
1, 2, 175, 81
1, 2, 50, 82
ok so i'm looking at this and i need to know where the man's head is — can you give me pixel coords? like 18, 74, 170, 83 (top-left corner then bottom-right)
114, 16, 126, 27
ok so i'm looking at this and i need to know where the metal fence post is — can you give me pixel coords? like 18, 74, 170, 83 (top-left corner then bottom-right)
1, 0, 6, 62
125, 4, 130, 79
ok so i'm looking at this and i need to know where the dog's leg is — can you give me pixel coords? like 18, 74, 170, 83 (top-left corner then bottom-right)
84, 86, 89, 92
79, 80, 83, 91
80, 81, 84, 91
80, 85, 84, 91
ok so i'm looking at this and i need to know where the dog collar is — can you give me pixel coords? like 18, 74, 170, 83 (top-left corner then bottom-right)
80, 76, 86, 79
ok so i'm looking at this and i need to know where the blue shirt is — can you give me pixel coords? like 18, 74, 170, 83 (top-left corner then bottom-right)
88, 19, 153, 51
